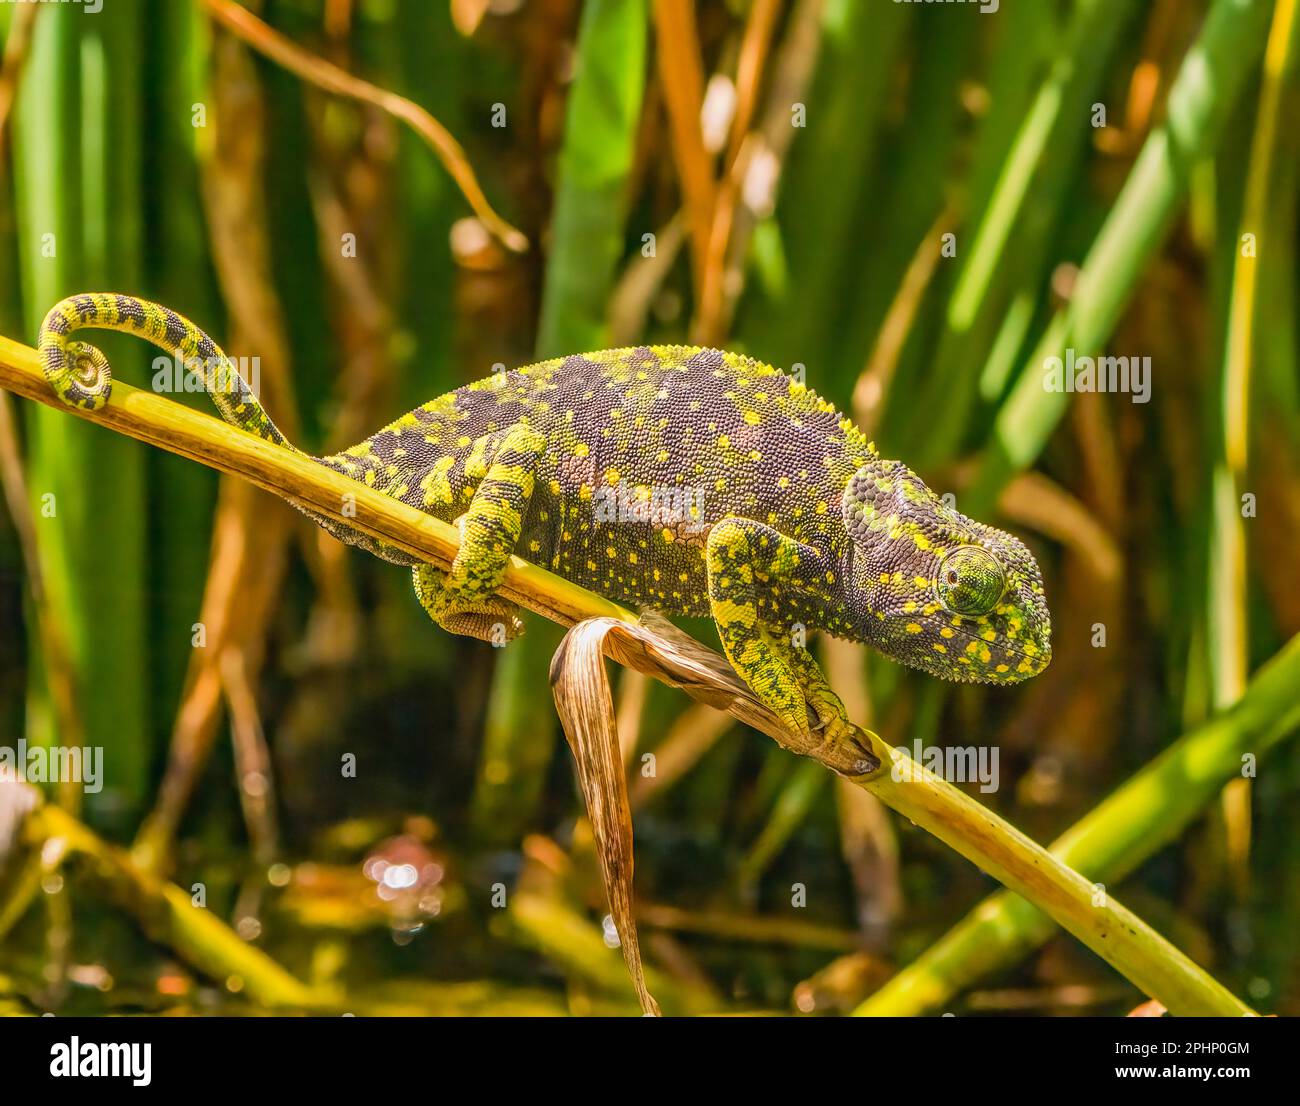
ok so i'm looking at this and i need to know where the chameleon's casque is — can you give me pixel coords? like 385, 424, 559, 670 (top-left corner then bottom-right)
39, 294, 1051, 751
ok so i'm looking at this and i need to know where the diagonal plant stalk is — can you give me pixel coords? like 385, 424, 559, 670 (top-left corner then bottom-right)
0, 334, 1255, 1015
855, 630, 1300, 1016
2, 783, 324, 1009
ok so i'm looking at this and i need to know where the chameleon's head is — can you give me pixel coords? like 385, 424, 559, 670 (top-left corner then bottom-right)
841, 460, 1051, 683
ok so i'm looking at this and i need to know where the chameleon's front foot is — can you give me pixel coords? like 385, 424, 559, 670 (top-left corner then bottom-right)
706, 517, 873, 769
787, 647, 855, 742
789, 653, 880, 773
718, 617, 871, 771
764, 634, 856, 745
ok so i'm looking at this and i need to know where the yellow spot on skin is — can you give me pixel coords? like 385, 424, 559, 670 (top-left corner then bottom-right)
778, 477, 790, 488
903, 601, 917, 613
914, 576, 929, 588
905, 623, 922, 634
717, 434, 730, 449
982, 629, 997, 641
996, 664, 1010, 673
574, 442, 589, 457
662, 528, 675, 543
933, 643, 947, 654
628, 552, 638, 564
879, 572, 891, 584
940, 627, 954, 639
604, 467, 620, 486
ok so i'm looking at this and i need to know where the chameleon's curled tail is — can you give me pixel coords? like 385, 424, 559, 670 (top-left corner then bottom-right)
38, 292, 299, 452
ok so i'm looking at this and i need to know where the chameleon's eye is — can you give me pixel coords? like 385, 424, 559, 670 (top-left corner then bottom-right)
935, 546, 1005, 617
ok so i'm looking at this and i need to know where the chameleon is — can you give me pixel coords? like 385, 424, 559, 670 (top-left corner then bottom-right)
38, 293, 1051, 758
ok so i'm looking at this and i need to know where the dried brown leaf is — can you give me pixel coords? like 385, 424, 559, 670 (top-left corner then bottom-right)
550, 613, 881, 1014
550, 619, 660, 1016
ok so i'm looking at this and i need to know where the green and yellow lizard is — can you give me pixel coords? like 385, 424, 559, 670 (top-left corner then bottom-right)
39, 293, 1051, 753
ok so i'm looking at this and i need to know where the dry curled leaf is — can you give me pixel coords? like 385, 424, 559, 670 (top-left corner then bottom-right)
550, 618, 660, 1016
550, 613, 881, 1015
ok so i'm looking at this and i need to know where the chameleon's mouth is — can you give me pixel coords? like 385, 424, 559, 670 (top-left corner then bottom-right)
924, 621, 1052, 685
933, 650, 1050, 685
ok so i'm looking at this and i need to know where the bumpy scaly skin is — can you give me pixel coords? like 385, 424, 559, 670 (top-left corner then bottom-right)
39, 294, 1052, 749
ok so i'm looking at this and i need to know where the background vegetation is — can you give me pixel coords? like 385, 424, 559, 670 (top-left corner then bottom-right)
0, 0, 1297, 1016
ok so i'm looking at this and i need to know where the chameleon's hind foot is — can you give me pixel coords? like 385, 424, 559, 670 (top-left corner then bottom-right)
408, 421, 544, 645
442, 602, 525, 644
707, 517, 844, 738
412, 563, 524, 645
